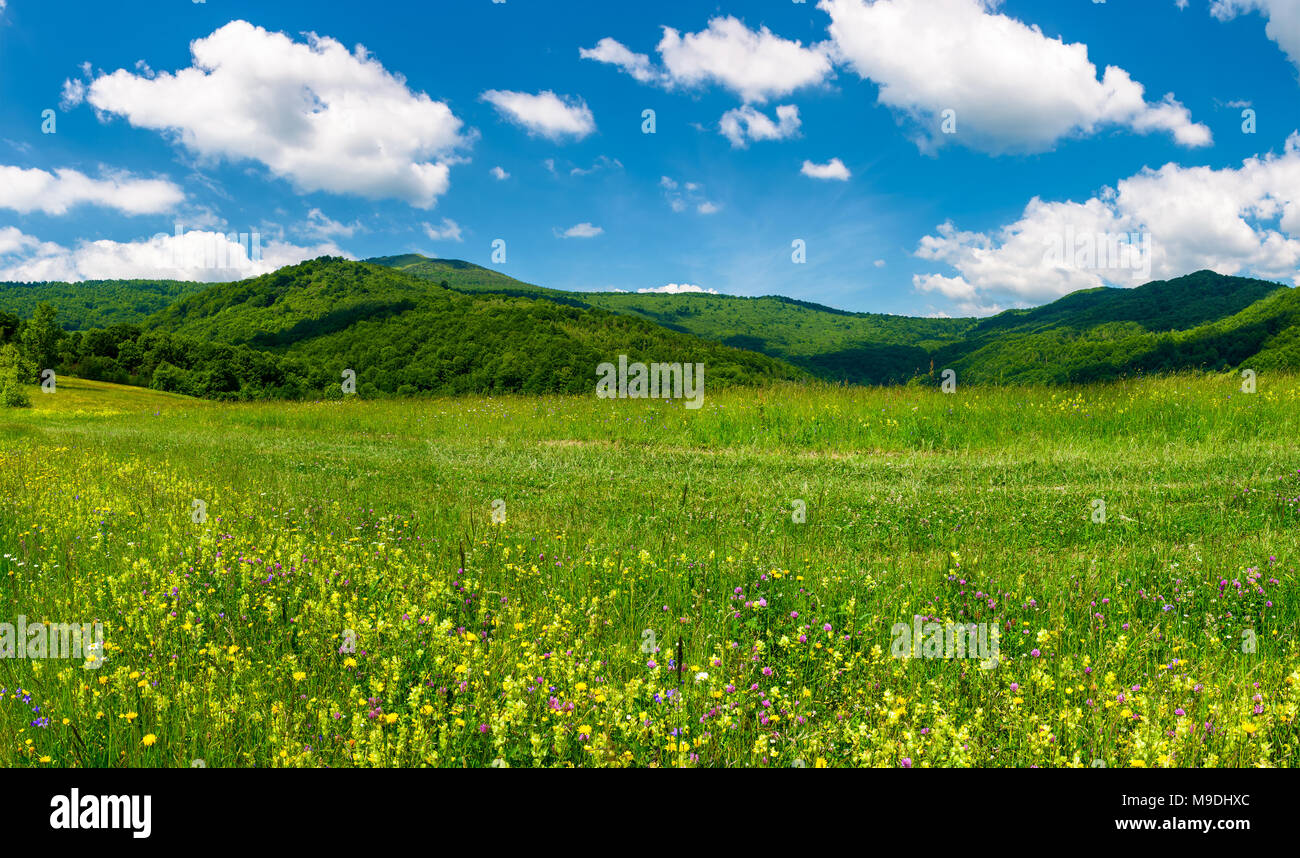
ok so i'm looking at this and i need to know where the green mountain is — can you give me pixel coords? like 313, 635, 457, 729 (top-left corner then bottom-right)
364, 255, 976, 383
931, 270, 1291, 384
2, 257, 801, 399
369, 255, 1294, 384
1, 253, 1295, 400
366, 253, 559, 296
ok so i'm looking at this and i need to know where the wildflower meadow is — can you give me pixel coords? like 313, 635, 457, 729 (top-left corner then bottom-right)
1, 373, 1296, 767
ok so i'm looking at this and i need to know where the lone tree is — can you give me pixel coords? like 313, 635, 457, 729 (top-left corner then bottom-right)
0, 343, 31, 408
20, 302, 63, 382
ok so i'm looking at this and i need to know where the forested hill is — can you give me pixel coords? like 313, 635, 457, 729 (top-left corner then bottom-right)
0, 258, 803, 400
0, 278, 206, 329
924, 271, 1293, 384
0, 254, 1295, 399
364, 255, 976, 383
372, 256, 1294, 384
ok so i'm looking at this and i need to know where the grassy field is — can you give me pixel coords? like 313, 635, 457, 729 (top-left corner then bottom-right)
1, 374, 1298, 767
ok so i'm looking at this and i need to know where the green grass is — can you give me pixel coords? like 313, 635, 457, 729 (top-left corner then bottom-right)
1, 373, 1297, 767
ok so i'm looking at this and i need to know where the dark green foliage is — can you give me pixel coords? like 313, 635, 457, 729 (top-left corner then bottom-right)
17, 258, 802, 401
0, 343, 30, 407
6, 253, 1298, 401
375, 256, 1297, 387
933, 272, 1294, 384
0, 311, 19, 343
967, 271, 1280, 336
369, 255, 977, 383
20, 303, 62, 378
799, 344, 935, 385
56, 327, 332, 400
0, 279, 206, 329
283, 291, 797, 395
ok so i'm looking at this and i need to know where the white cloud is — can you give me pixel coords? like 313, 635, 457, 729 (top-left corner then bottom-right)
557, 222, 604, 239
579, 37, 663, 84
801, 157, 851, 181
570, 155, 623, 176
0, 226, 345, 282
0, 165, 184, 215
481, 89, 596, 141
82, 20, 470, 208
819, 0, 1211, 153
913, 132, 1300, 313
423, 218, 463, 242
300, 207, 361, 240
1211, 0, 1300, 71
638, 283, 719, 294
490, 166, 510, 180
719, 104, 801, 148
583, 16, 833, 103
659, 17, 833, 103
60, 78, 86, 110
661, 176, 721, 214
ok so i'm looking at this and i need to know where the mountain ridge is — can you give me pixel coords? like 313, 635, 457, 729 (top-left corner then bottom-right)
1, 255, 1294, 398
366, 255, 1291, 384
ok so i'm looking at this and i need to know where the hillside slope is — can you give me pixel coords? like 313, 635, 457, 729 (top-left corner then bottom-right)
0, 279, 206, 329
369, 255, 976, 383
934, 271, 1292, 383
138, 257, 805, 397
373, 256, 1294, 384
4, 255, 1295, 396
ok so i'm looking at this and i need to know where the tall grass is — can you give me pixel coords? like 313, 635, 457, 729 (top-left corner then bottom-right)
0, 373, 1296, 766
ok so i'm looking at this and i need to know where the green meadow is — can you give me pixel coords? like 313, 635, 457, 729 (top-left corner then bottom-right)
1, 373, 1297, 767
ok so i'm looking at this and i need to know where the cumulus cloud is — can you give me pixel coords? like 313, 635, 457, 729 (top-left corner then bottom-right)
81, 20, 470, 208
0, 165, 184, 215
719, 104, 801, 148
638, 283, 719, 294
801, 157, 851, 180
490, 166, 510, 180
583, 16, 832, 103
1211, 0, 1300, 71
481, 90, 596, 141
912, 133, 1300, 314
819, 0, 1211, 153
0, 226, 345, 283
422, 218, 463, 242
658, 17, 833, 103
557, 222, 604, 239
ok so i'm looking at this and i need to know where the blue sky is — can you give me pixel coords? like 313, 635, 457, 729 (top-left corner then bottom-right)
0, 0, 1297, 316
